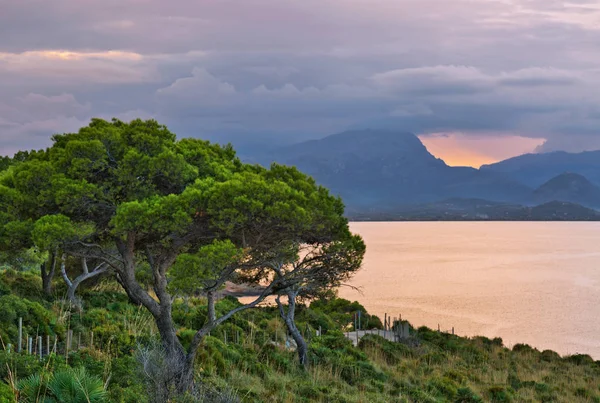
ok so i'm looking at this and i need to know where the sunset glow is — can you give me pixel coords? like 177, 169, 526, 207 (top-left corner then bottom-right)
419, 133, 546, 168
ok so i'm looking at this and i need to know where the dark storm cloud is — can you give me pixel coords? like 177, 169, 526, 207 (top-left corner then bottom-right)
2, 0, 600, 155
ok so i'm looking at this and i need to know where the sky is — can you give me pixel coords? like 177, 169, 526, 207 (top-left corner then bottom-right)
2, 0, 600, 166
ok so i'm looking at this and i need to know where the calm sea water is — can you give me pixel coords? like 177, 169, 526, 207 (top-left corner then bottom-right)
339, 222, 600, 358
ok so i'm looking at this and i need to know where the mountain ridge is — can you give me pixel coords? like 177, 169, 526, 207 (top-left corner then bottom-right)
254, 129, 532, 209
481, 150, 600, 187
248, 129, 600, 216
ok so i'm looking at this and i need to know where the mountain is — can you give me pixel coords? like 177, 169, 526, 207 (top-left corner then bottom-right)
255, 129, 531, 210
533, 173, 600, 208
480, 150, 600, 188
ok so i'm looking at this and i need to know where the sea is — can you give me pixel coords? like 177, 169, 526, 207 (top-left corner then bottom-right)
340, 222, 600, 358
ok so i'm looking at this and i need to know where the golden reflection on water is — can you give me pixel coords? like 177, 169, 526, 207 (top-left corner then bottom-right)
340, 222, 600, 358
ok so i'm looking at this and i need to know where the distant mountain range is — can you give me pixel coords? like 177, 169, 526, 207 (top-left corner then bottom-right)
481, 150, 600, 187
250, 129, 600, 220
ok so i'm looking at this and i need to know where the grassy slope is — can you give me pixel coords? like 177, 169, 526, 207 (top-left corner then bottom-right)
0, 269, 598, 403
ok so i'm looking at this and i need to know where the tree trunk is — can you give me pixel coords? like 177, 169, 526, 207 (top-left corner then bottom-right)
41, 252, 57, 297
277, 291, 309, 367
207, 290, 217, 323
155, 308, 195, 395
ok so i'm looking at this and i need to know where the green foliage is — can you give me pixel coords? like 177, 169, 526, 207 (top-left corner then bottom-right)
310, 297, 382, 330
359, 334, 414, 364
0, 269, 45, 301
0, 294, 53, 343
455, 387, 484, 402
18, 367, 107, 403
169, 240, 243, 295
32, 215, 81, 250
487, 385, 514, 402
0, 381, 15, 402
0, 278, 597, 402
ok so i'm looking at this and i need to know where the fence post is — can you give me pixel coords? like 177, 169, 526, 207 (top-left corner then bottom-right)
28, 337, 32, 355
90, 331, 94, 350
17, 317, 22, 353
46, 335, 50, 356
38, 336, 42, 360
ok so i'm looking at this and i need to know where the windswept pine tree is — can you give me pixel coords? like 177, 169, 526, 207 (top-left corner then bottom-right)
0, 118, 364, 396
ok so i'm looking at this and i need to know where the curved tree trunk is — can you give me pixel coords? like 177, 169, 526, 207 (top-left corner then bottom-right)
277, 290, 309, 367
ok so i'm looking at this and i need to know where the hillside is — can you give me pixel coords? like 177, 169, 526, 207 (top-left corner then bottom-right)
257, 130, 531, 210
1, 270, 600, 402
533, 173, 600, 208
481, 150, 600, 188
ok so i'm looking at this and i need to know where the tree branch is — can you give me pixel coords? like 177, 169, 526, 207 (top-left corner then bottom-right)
60, 254, 72, 288
187, 279, 281, 359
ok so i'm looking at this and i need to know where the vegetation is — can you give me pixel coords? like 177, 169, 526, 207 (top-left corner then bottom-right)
0, 270, 598, 402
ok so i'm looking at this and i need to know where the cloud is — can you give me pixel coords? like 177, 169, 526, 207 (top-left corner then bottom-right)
3, 0, 600, 156
371, 66, 494, 96
0, 50, 159, 86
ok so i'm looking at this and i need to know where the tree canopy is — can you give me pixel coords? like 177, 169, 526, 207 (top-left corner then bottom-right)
0, 118, 364, 395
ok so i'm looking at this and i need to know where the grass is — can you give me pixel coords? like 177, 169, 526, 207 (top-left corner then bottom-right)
0, 269, 599, 402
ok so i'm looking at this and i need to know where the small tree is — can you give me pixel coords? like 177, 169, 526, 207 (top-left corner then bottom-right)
31, 214, 100, 308
270, 235, 365, 366
0, 153, 61, 295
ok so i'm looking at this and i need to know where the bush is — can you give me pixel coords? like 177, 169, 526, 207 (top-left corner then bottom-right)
0, 294, 53, 343
359, 334, 414, 364
18, 367, 107, 403
0, 382, 15, 402
455, 387, 483, 403
0, 269, 45, 302
565, 354, 594, 366
512, 344, 536, 354
540, 350, 560, 362
427, 376, 459, 399
487, 385, 513, 402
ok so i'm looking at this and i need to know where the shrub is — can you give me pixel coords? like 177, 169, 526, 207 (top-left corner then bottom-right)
455, 387, 484, 403
0, 382, 15, 402
487, 386, 513, 402
18, 367, 107, 403
359, 334, 414, 364
540, 350, 560, 362
427, 376, 459, 399
0, 295, 53, 343
565, 354, 594, 366
512, 344, 536, 354
0, 269, 44, 302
